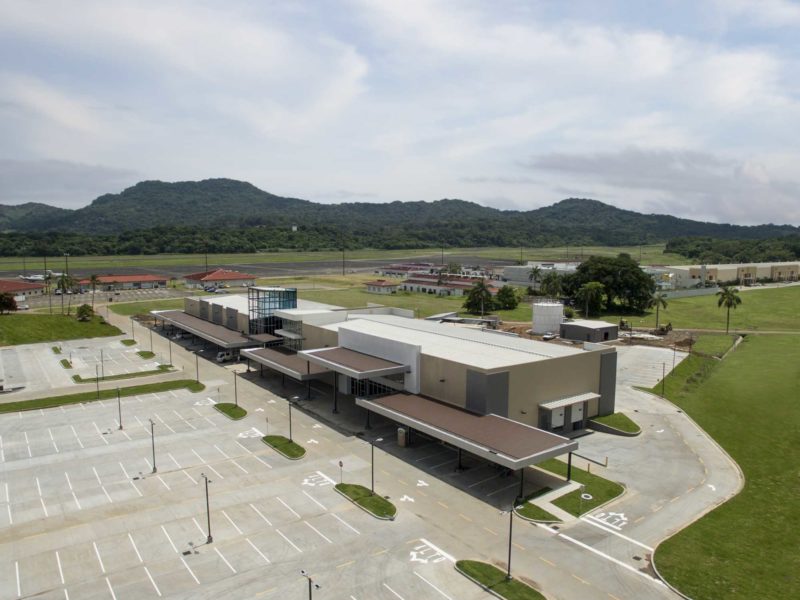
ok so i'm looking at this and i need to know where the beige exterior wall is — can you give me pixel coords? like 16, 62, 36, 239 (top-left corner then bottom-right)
771, 264, 799, 280
236, 313, 249, 333
303, 323, 339, 350
419, 355, 469, 408
184, 297, 200, 317
504, 351, 601, 427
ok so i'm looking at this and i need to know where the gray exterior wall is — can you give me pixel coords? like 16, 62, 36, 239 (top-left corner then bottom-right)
560, 323, 618, 343
465, 370, 509, 417
598, 350, 617, 416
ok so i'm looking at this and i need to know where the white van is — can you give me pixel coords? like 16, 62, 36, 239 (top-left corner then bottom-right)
216, 350, 235, 363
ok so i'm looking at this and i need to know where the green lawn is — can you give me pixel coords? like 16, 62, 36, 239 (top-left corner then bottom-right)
536, 458, 624, 516
262, 435, 306, 459
590, 412, 641, 434
598, 285, 800, 331
0, 380, 205, 414
691, 334, 737, 357
516, 503, 561, 523
60, 359, 72, 369
0, 244, 685, 271
654, 335, 799, 600
335, 483, 397, 519
72, 365, 173, 383
213, 402, 247, 420
137, 350, 155, 359
109, 298, 187, 316
456, 560, 546, 600
0, 314, 122, 346
120, 339, 137, 346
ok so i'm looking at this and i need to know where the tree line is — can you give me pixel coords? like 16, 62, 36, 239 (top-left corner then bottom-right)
666, 236, 800, 264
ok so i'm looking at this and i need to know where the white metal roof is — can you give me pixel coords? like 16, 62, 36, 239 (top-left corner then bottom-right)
322, 314, 588, 370
563, 319, 617, 330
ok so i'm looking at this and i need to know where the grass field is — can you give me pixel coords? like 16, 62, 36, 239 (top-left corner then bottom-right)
537, 458, 624, 516
590, 412, 640, 434
0, 314, 122, 345
213, 402, 247, 420
653, 335, 800, 599
335, 483, 397, 519
0, 244, 686, 272
691, 334, 737, 357
262, 435, 306, 459
0, 380, 204, 413
600, 285, 800, 331
456, 560, 546, 600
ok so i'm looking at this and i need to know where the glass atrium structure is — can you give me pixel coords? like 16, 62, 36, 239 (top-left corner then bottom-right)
247, 287, 297, 335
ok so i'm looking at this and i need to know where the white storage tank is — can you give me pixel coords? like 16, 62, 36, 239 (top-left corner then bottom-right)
532, 301, 564, 334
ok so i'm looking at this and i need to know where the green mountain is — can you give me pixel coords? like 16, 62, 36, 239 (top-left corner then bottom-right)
0, 179, 797, 256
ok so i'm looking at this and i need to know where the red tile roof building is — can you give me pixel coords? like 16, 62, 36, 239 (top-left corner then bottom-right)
77, 274, 168, 290
184, 268, 256, 288
0, 279, 45, 295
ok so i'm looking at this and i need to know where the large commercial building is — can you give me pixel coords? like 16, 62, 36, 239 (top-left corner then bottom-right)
0, 279, 45, 297
77, 274, 167, 291
666, 261, 799, 288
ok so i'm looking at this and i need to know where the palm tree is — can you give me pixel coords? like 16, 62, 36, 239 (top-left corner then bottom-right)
463, 280, 494, 316
57, 274, 77, 315
649, 291, 669, 329
578, 281, 605, 317
716, 286, 742, 334
89, 274, 100, 313
528, 266, 542, 287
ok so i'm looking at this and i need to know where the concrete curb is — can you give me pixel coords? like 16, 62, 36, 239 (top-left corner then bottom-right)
261, 437, 306, 461
513, 507, 561, 525
587, 420, 641, 437
212, 403, 247, 421
651, 548, 695, 600
454, 561, 548, 600
333, 485, 396, 521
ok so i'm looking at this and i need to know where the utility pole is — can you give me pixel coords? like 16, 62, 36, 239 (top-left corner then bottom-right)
117, 388, 123, 430
341, 235, 346, 276
149, 419, 157, 473
233, 371, 238, 407
370, 437, 384, 493
201, 473, 213, 544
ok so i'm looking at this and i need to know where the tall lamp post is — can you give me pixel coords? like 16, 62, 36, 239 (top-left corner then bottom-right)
117, 388, 123, 430
502, 503, 522, 580
149, 419, 157, 473
233, 371, 238, 407
288, 395, 299, 442
300, 569, 320, 599
201, 473, 213, 544
370, 437, 384, 494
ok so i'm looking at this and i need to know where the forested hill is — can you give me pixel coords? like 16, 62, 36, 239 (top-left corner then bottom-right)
0, 178, 797, 254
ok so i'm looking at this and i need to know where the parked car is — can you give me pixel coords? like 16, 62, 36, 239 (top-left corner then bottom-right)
542, 332, 557, 341
17, 304, 30, 311
216, 350, 235, 363
214, 289, 228, 294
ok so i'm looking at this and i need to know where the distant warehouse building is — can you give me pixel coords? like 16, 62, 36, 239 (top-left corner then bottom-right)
666, 261, 799, 288
560, 320, 618, 343
0, 279, 45, 296
364, 279, 400, 294
184, 268, 256, 288
78, 274, 167, 292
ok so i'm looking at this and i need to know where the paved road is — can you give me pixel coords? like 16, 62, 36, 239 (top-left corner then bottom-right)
0, 311, 744, 599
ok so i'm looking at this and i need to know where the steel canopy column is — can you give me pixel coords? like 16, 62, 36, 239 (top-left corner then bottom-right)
333, 373, 339, 414
567, 452, 573, 481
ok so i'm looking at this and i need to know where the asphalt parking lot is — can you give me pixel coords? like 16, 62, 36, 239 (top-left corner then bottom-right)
0, 388, 490, 600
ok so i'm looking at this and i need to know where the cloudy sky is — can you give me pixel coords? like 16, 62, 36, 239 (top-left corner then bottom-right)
1, 0, 799, 225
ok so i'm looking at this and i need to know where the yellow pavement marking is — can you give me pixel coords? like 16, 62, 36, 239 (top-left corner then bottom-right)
437, 501, 449, 509
653, 505, 663, 512
483, 527, 498, 536
458, 513, 473, 522
398, 479, 408, 486
608, 594, 622, 600
512, 542, 525, 551
572, 573, 591, 585
372, 548, 388, 556
670, 496, 680, 503
337, 560, 354, 569
634, 516, 645, 524
539, 556, 556, 567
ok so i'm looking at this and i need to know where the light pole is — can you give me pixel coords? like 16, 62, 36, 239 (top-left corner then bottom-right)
149, 327, 153, 352
289, 395, 299, 442
195, 353, 199, 383
300, 570, 320, 599
95, 365, 100, 398
201, 473, 213, 544
117, 388, 122, 430
370, 437, 384, 494
131, 317, 135, 341
149, 419, 157, 473
168, 338, 173, 366
234, 371, 238, 407
100, 349, 105, 380
501, 504, 520, 581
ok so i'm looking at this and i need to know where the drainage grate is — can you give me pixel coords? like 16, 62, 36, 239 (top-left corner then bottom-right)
182, 550, 191, 556
633, 555, 642, 561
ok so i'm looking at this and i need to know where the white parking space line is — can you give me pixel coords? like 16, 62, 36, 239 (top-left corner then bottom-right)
276, 497, 301, 519
214, 547, 237, 573
128, 533, 143, 562
213, 444, 230, 459
65, 472, 81, 510
92, 422, 109, 445
93, 541, 106, 573
168, 453, 182, 469
246, 538, 270, 564
35, 477, 49, 517
144, 566, 162, 597
230, 459, 248, 474
414, 571, 453, 599
69, 426, 84, 449
55, 550, 65, 584
24, 431, 32, 457
276, 529, 302, 553
192, 517, 206, 537
184, 471, 198, 485
249, 503, 272, 526
154, 414, 175, 433
48, 428, 59, 453
161, 525, 179, 553
581, 517, 655, 551
302, 490, 326, 511
92, 467, 103, 485
105, 577, 117, 600
249, 454, 272, 468
305, 521, 333, 544
222, 510, 243, 535
486, 481, 520, 497
467, 473, 500, 488
156, 475, 171, 491
556, 532, 664, 585
173, 410, 197, 430
15, 560, 21, 597
130, 481, 143, 497
180, 556, 200, 584
331, 513, 359, 535
382, 582, 405, 599
119, 462, 130, 479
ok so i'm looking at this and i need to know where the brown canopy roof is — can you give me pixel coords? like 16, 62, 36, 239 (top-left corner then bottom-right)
241, 347, 330, 381
301, 347, 409, 379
